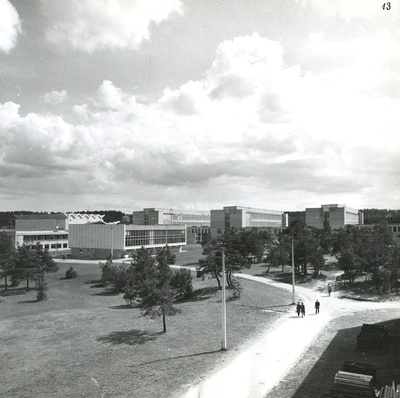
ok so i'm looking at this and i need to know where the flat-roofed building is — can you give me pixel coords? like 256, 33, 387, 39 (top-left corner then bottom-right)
305, 204, 363, 230
68, 223, 187, 259
14, 214, 69, 253
132, 208, 210, 226
210, 206, 287, 240
132, 208, 210, 244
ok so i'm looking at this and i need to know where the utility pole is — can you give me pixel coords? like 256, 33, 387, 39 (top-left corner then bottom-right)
221, 246, 227, 351
292, 239, 295, 304
111, 224, 114, 258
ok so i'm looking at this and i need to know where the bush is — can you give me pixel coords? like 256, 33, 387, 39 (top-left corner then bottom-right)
170, 268, 193, 298
36, 279, 48, 301
100, 260, 134, 293
65, 266, 78, 279
230, 278, 243, 300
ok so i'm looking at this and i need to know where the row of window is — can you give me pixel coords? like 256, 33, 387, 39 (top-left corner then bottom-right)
125, 229, 185, 247
189, 228, 209, 234
23, 234, 68, 241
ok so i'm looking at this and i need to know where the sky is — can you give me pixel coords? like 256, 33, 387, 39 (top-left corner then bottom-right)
0, 0, 399, 214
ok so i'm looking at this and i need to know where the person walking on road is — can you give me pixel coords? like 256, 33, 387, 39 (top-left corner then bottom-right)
328, 284, 332, 297
315, 300, 320, 314
296, 301, 301, 317
300, 302, 306, 317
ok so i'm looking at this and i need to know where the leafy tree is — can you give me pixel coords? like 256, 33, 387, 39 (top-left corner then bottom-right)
197, 229, 254, 289
265, 234, 291, 273
292, 226, 325, 276
0, 231, 16, 291
197, 241, 223, 289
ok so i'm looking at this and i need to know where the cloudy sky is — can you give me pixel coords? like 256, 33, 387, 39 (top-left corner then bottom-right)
0, 0, 399, 213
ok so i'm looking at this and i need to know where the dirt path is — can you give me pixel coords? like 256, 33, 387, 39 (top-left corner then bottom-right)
176, 272, 400, 398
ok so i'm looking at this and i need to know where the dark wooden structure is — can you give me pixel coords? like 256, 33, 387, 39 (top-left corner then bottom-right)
357, 324, 388, 352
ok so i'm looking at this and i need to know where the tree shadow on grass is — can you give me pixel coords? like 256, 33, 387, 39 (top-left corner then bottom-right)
97, 329, 161, 346
93, 288, 120, 296
131, 349, 223, 367
175, 286, 218, 303
109, 304, 139, 310
0, 287, 32, 297
17, 299, 38, 304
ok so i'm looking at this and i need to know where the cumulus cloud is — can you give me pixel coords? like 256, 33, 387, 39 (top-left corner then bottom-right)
1, 33, 399, 210
42, 0, 183, 52
0, 0, 22, 53
43, 90, 69, 105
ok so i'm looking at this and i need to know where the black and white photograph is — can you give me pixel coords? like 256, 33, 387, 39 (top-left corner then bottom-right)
1, 1, 399, 397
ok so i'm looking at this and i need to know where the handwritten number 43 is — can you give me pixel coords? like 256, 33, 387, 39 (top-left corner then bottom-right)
382, 2, 391, 10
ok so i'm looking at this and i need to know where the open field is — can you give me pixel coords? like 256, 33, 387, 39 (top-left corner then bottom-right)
0, 260, 293, 398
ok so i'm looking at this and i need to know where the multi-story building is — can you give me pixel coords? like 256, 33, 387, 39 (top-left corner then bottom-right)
13, 214, 69, 253
305, 204, 363, 230
210, 206, 287, 240
68, 223, 187, 259
1, 213, 107, 255
132, 208, 210, 244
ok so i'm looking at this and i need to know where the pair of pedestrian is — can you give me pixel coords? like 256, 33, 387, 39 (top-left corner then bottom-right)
296, 301, 306, 317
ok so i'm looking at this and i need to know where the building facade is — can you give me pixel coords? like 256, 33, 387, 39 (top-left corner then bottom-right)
305, 204, 363, 230
68, 223, 187, 259
132, 208, 210, 226
210, 206, 287, 240
132, 208, 210, 244
13, 214, 69, 253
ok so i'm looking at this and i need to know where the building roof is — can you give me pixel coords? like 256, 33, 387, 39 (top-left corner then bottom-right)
14, 214, 67, 220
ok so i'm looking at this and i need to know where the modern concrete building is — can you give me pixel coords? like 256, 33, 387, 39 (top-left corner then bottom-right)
132, 208, 210, 226
132, 208, 210, 244
305, 204, 363, 230
13, 214, 69, 253
210, 206, 287, 240
68, 223, 187, 259
1, 213, 107, 255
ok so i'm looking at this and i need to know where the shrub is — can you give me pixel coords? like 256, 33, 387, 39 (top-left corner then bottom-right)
65, 266, 78, 279
36, 279, 48, 301
230, 278, 243, 300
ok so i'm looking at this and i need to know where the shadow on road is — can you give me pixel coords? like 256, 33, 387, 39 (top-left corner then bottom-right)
131, 349, 223, 367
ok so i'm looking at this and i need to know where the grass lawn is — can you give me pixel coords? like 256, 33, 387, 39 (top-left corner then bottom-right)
1, 260, 293, 398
